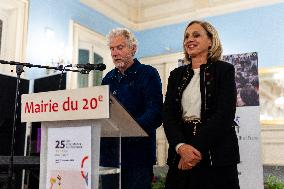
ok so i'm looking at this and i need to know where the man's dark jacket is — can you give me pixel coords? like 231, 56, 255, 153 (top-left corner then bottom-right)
163, 60, 240, 167
101, 59, 163, 167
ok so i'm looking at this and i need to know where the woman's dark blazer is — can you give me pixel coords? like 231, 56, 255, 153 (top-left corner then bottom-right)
163, 60, 240, 167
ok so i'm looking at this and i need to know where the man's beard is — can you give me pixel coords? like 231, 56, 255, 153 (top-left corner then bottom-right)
114, 55, 132, 70
115, 61, 127, 69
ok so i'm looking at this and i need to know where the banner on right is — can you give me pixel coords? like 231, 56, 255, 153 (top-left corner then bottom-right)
223, 52, 264, 189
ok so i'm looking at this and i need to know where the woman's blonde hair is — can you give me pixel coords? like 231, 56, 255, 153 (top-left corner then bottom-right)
183, 20, 223, 62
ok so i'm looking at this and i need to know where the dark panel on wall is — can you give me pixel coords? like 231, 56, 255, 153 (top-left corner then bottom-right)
34, 72, 66, 93
0, 74, 29, 156
0, 74, 29, 188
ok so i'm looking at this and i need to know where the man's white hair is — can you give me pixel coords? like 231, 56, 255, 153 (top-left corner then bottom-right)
107, 28, 138, 48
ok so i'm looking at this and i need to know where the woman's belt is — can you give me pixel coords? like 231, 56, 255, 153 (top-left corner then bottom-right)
183, 117, 202, 136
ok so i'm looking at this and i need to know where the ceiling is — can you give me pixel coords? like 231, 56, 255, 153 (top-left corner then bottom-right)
80, 0, 284, 30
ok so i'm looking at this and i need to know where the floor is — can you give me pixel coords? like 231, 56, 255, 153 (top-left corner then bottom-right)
153, 165, 284, 182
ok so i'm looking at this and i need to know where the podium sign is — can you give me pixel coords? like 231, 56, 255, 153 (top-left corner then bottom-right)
46, 126, 92, 189
21, 86, 109, 122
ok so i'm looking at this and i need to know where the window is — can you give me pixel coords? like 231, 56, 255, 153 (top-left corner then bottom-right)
77, 50, 104, 88
93, 52, 103, 86
77, 49, 89, 88
69, 21, 112, 89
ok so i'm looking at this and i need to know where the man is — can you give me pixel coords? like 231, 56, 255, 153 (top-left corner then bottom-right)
100, 28, 163, 189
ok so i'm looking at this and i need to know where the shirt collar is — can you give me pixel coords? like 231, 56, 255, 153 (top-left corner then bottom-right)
188, 59, 213, 70
114, 58, 140, 77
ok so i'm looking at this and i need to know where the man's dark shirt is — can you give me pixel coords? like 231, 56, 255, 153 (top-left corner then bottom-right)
101, 58, 163, 167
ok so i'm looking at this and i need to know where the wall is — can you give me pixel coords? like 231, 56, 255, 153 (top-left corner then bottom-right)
136, 3, 284, 69
26, 0, 122, 79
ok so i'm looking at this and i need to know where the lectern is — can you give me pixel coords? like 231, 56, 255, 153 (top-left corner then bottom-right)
21, 86, 147, 189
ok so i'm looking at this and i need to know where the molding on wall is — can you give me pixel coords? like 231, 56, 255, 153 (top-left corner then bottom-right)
261, 125, 284, 165
137, 0, 284, 30
259, 66, 284, 74
261, 120, 284, 126
259, 66, 284, 124
140, 52, 184, 65
0, 0, 29, 75
80, 0, 284, 31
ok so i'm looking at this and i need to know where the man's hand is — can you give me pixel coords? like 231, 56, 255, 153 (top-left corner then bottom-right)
177, 144, 202, 170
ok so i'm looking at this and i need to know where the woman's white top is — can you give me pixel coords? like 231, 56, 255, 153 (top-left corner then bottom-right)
181, 68, 201, 119
176, 68, 202, 152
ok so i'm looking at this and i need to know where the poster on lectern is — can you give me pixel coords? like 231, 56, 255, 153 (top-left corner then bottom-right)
46, 126, 92, 189
223, 52, 263, 189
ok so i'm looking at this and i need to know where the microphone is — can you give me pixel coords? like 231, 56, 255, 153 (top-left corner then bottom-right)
67, 63, 106, 71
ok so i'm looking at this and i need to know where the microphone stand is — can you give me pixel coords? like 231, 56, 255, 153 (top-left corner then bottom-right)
7, 64, 24, 189
0, 60, 87, 189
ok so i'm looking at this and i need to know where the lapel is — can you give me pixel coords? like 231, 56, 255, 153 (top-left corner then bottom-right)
177, 64, 194, 99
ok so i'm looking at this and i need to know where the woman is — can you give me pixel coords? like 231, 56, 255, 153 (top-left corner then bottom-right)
163, 20, 240, 189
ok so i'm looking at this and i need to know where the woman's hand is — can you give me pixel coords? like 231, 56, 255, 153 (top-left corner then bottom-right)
177, 144, 202, 170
